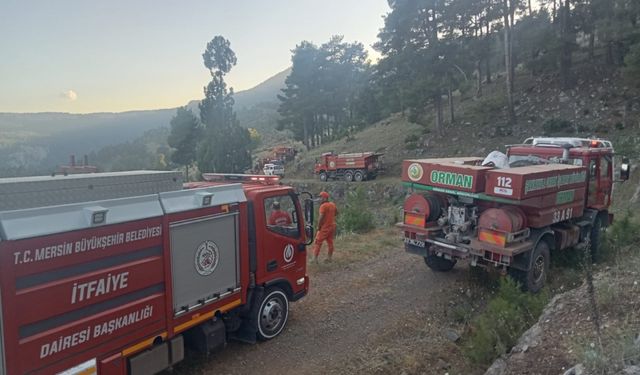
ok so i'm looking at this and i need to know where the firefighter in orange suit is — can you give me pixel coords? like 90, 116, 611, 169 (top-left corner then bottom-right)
312, 191, 338, 263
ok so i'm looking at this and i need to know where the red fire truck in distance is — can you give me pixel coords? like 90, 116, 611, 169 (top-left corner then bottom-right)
314, 152, 383, 182
398, 137, 630, 292
0, 171, 313, 375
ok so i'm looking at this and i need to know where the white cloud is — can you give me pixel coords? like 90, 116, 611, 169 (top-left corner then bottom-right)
60, 90, 78, 101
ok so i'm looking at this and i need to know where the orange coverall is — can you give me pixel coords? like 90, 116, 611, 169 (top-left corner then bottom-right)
313, 201, 338, 257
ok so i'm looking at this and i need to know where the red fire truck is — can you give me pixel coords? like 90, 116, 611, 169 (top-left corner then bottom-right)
399, 137, 630, 292
0, 171, 313, 374
314, 152, 383, 182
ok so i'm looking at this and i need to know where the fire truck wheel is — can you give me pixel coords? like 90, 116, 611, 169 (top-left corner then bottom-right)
319, 172, 328, 182
345, 171, 354, 182
523, 240, 549, 293
256, 287, 290, 341
589, 216, 603, 262
354, 170, 364, 182
424, 255, 456, 272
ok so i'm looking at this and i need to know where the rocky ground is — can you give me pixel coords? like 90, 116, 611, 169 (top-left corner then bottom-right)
485, 251, 640, 375
170, 228, 490, 375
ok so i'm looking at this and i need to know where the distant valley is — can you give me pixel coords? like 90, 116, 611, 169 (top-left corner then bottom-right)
0, 68, 289, 177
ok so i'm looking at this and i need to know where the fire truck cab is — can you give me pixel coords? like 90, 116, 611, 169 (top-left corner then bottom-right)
0, 171, 313, 375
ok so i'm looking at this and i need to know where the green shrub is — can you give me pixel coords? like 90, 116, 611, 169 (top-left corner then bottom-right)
464, 277, 549, 366
337, 187, 375, 234
542, 118, 573, 135
601, 212, 640, 259
466, 95, 505, 125
404, 134, 419, 143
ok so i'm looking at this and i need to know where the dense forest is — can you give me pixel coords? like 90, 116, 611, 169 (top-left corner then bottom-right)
277, 0, 640, 148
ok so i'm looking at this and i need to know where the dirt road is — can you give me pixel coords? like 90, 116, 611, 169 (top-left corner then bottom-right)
172, 229, 481, 375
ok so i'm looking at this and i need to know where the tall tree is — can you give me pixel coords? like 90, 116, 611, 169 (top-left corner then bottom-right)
196, 35, 251, 173
167, 106, 201, 179
278, 37, 369, 149
502, 0, 518, 124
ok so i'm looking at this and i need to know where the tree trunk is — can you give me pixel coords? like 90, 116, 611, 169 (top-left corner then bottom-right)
552, 0, 557, 23
503, 0, 517, 125
485, 23, 492, 84
509, 0, 516, 94
589, 31, 595, 61
528, 0, 532, 16
476, 60, 483, 97
448, 79, 455, 123
486, 57, 492, 83
303, 117, 309, 150
185, 164, 189, 182
559, 0, 573, 89
606, 42, 614, 65
434, 93, 444, 136
400, 87, 406, 117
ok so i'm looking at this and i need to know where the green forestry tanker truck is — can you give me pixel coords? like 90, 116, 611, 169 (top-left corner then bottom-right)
398, 137, 630, 292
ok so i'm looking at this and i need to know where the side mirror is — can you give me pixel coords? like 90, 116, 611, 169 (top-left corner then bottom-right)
305, 224, 314, 245
304, 198, 314, 224
620, 157, 630, 182
300, 192, 314, 245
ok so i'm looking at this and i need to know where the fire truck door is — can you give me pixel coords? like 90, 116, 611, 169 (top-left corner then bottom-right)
598, 155, 612, 207
587, 158, 598, 207
0, 288, 4, 375
587, 156, 611, 208
259, 194, 304, 277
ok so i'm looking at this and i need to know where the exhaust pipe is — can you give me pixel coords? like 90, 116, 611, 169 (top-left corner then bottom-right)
562, 144, 571, 162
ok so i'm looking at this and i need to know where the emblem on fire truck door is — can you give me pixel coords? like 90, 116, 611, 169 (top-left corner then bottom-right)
408, 163, 424, 182
329, 161, 336, 168
283, 244, 294, 263
195, 240, 220, 276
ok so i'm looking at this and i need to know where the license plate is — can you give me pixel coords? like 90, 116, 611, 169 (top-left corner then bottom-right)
404, 238, 426, 247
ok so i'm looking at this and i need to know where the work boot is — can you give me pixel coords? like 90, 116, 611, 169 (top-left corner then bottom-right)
325, 256, 332, 263
312, 256, 318, 265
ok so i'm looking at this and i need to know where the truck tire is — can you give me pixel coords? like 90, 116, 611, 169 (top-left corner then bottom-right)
590, 216, 603, 262
424, 255, 456, 272
344, 171, 354, 182
354, 170, 364, 182
256, 287, 289, 341
319, 172, 328, 182
521, 240, 549, 293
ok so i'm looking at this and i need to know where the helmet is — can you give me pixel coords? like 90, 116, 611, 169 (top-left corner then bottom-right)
272, 201, 281, 209
319, 191, 329, 199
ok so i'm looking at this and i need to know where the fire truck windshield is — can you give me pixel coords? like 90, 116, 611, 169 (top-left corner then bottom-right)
508, 155, 583, 167
265, 195, 300, 238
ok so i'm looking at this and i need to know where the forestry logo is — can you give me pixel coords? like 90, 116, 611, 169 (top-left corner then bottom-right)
407, 163, 424, 182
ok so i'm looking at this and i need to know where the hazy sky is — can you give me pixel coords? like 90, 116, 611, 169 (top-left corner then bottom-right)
0, 0, 390, 113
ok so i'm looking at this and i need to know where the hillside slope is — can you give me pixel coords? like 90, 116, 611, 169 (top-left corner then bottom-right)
288, 65, 639, 211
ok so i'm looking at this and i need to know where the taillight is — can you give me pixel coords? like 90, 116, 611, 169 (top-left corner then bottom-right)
404, 212, 426, 227
478, 228, 507, 247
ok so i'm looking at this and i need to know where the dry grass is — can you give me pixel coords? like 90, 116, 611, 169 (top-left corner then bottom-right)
571, 251, 640, 374
306, 227, 400, 268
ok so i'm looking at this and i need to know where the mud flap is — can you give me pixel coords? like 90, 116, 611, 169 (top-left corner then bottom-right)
405, 243, 429, 257
228, 287, 264, 344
